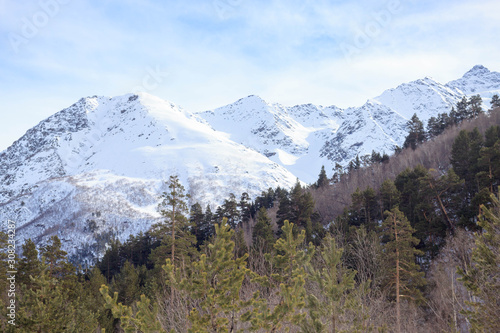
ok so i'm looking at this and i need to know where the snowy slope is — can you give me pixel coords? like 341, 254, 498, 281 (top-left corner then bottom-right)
198, 65, 500, 184
0, 93, 297, 262
2, 65, 500, 262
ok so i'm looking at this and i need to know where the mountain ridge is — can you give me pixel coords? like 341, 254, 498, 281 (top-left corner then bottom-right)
2, 65, 500, 261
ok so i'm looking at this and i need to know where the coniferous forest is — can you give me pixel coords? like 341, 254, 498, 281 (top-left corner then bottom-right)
1, 100, 500, 332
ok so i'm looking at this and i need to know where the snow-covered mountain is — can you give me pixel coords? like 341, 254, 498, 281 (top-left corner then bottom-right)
198, 65, 500, 182
2, 65, 499, 261
0, 93, 297, 262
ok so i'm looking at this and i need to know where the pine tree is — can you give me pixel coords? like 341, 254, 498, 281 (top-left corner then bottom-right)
247, 221, 315, 332
380, 208, 425, 333
403, 113, 426, 150
238, 192, 252, 224
18, 262, 98, 332
100, 284, 164, 333
456, 96, 469, 122
468, 94, 483, 118
490, 93, 500, 109
221, 193, 239, 228
458, 193, 500, 332
154, 175, 195, 269
379, 179, 400, 213
163, 218, 254, 332
18, 239, 41, 289
39, 235, 75, 280
190, 202, 206, 248
302, 235, 357, 333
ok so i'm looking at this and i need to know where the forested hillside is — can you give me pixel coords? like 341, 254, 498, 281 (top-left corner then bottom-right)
2, 101, 500, 332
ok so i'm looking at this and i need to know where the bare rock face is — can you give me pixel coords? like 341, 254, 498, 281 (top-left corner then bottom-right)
2, 65, 499, 264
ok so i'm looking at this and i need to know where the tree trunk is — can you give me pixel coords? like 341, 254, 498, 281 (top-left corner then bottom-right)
394, 214, 401, 333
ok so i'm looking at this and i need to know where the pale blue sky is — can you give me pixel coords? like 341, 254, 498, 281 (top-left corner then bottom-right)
1, 0, 499, 150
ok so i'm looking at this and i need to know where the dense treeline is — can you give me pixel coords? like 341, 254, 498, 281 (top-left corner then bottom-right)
1, 101, 500, 332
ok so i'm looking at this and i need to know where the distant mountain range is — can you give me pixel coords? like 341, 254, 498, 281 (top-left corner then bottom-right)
2, 65, 499, 262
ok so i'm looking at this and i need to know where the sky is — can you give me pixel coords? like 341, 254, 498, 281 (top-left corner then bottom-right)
1, 0, 500, 151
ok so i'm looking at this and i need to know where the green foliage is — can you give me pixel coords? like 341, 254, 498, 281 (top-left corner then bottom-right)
100, 284, 164, 333
316, 165, 329, 188
17, 262, 98, 332
247, 221, 315, 331
459, 193, 500, 332
302, 235, 357, 333
252, 207, 275, 249
163, 218, 254, 332
380, 208, 426, 303
403, 113, 426, 150
153, 175, 196, 268
490, 94, 500, 108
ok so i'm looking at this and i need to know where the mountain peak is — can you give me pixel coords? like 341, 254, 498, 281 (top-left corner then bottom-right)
464, 64, 490, 77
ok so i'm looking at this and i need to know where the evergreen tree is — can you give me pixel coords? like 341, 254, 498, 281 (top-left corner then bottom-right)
221, 193, 239, 228
380, 208, 425, 333
238, 192, 252, 224
316, 165, 329, 188
247, 221, 315, 331
379, 179, 400, 213
190, 202, 206, 248
154, 175, 195, 268
302, 235, 357, 333
40, 235, 75, 280
18, 239, 42, 289
468, 94, 483, 118
403, 113, 426, 150
18, 262, 98, 332
455, 96, 469, 122
111, 261, 142, 306
100, 284, 164, 333
163, 218, 254, 332
490, 93, 500, 109
459, 193, 500, 332
252, 207, 275, 249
